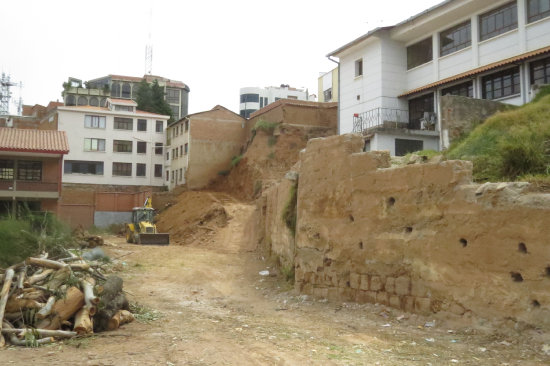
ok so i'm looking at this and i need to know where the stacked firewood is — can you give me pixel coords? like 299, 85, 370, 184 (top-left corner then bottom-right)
0, 254, 134, 347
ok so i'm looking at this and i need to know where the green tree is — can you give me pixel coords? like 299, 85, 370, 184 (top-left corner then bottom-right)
135, 79, 173, 121
135, 79, 153, 112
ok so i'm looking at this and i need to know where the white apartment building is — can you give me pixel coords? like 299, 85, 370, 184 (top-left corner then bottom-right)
329, 0, 550, 155
239, 85, 309, 118
56, 98, 169, 186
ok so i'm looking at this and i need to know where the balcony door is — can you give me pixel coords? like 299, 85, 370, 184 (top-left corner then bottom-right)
408, 93, 434, 130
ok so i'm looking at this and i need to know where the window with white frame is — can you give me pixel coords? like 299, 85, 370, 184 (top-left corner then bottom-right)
482, 67, 520, 100
530, 56, 550, 85
112, 162, 132, 176
407, 38, 433, 69
527, 0, 550, 23
136, 163, 146, 177
84, 138, 106, 152
154, 164, 162, 178
84, 115, 106, 129
354, 59, 363, 77
113, 140, 132, 153
479, 2, 517, 41
440, 21, 471, 57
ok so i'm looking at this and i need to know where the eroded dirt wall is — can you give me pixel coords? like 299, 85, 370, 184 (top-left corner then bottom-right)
259, 176, 296, 267
294, 134, 550, 328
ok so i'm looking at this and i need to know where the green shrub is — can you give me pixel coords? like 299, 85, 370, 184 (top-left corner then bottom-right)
254, 119, 278, 135
218, 170, 230, 176
0, 210, 73, 267
267, 152, 275, 160
230, 155, 243, 168
281, 181, 298, 236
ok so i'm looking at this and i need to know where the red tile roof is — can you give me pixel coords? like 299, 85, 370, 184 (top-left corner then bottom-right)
0, 128, 69, 154
399, 45, 550, 97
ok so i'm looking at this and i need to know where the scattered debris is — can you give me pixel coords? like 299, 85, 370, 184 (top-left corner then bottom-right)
259, 270, 270, 276
424, 320, 436, 328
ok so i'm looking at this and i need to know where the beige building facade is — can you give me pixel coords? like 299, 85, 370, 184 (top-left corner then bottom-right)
169, 105, 246, 190
317, 67, 339, 103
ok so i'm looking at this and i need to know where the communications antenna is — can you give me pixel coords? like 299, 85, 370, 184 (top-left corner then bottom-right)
0, 72, 17, 116
145, 4, 153, 75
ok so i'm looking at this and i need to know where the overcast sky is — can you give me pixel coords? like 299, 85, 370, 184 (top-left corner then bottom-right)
1, 0, 442, 115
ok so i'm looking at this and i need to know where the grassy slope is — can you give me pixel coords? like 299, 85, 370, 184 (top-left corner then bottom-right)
446, 89, 550, 182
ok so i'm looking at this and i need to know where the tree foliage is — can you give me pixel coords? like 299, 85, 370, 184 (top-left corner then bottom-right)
135, 79, 173, 121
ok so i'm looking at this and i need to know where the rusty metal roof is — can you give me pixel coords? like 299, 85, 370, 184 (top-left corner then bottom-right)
400, 45, 550, 97
0, 128, 69, 154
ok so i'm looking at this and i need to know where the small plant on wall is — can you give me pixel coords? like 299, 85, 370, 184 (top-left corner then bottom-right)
281, 180, 298, 237
254, 119, 278, 135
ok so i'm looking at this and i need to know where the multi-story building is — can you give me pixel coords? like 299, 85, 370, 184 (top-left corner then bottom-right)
318, 67, 339, 103
328, 0, 550, 155
62, 74, 190, 121
0, 128, 69, 215
169, 105, 245, 190
239, 85, 309, 118
52, 98, 169, 188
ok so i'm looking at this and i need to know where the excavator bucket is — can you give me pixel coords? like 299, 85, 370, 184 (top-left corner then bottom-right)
138, 233, 170, 245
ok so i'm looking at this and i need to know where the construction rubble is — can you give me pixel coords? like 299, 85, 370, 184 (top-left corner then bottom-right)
0, 245, 134, 348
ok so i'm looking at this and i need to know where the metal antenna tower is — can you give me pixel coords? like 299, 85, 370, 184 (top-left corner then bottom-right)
0, 72, 17, 116
145, 4, 153, 75
15, 81, 23, 115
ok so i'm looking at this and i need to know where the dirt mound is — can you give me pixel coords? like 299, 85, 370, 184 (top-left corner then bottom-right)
211, 124, 333, 200
156, 191, 233, 245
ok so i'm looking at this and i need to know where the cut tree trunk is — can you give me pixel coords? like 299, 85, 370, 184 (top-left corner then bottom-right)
5, 298, 43, 313
25, 257, 67, 270
36, 296, 56, 319
25, 269, 54, 287
74, 306, 93, 335
93, 276, 129, 332
37, 286, 84, 330
0, 268, 15, 348
108, 309, 135, 330
1, 327, 77, 339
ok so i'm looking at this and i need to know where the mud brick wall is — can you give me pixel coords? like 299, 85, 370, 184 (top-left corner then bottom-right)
294, 134, 550, 327
258, 175, 296, 267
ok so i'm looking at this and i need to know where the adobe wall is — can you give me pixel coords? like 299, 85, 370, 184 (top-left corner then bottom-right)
258, 175, 296, 268
244, 102, 337, 141
292, 134, 550, 327
187, 116, 246, 189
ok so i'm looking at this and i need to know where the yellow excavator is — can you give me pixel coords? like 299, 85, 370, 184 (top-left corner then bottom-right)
125, 197, 169, 245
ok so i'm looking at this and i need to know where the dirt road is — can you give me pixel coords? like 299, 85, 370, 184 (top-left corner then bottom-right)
2, 200, 550, 365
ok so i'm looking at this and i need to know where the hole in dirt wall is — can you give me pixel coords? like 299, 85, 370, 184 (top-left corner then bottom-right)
510, 272, 524, 282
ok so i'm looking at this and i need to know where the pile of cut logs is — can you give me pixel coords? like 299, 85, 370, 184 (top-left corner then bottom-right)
0, 254, 134, 347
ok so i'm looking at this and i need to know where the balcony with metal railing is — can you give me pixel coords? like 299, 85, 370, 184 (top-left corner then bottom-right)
353, 108, 437, 135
